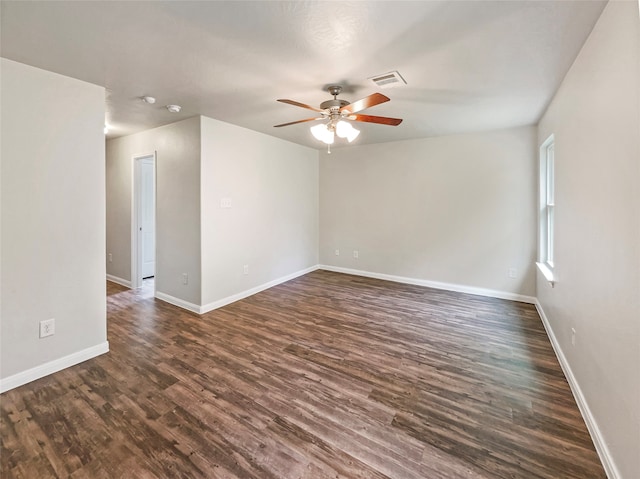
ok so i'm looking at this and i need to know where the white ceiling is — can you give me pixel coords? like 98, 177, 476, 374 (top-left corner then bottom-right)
1, 1, 606, 149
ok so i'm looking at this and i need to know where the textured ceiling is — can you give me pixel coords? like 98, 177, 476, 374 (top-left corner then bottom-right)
1, 1, 606, 149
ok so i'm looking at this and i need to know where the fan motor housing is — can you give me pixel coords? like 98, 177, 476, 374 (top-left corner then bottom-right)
320, 99, 350, 110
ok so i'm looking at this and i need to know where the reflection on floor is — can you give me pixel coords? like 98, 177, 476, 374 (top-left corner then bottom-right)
107, 277, 153, 297
141, 277, 154, 298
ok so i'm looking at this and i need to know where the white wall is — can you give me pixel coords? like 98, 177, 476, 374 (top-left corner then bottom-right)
200, 116, 318, 308
106, 117, 202, 305
537, 2, 639, 478
1, 59, 107, 383
320, 126, 537, 298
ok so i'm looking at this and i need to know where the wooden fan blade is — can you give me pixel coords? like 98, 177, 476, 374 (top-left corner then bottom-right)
277, 99, 324, 113
340, 93, 390, 114
274, 117, 323, 127
350, 114, 403, 126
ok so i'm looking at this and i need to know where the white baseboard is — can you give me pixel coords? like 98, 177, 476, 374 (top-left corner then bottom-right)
106, 274, 131, 288
534, 300, 619, 479
154, 291, 202, 314
200, 265, 320, 314
154, 266, 320, 315
319, 265, 536, 304
0, 341, 110, 394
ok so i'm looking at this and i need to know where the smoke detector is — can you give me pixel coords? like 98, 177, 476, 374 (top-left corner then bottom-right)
141, 96, 156, 104
369, 71, 407, 89
166, 104, 181, 113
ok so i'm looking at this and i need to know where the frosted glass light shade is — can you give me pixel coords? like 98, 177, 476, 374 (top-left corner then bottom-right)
335, 120, 351, 138
346, 127, 360, 142
324, 130, 335, 144
310, 123, 334, 144
310, 123, 325, 141
335, 120, 360, 142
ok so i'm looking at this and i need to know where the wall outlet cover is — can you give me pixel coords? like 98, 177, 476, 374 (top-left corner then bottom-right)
40, 318, 55, 338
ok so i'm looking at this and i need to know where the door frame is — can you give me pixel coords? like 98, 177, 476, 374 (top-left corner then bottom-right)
131, 152, 157, 289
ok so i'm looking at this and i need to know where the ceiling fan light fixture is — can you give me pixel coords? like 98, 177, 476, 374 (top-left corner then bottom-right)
335, 120, 360, 142
283, 85, 401, 146
335, 120, 350, 138
310, 123, 326, 141
346, 126, 360, 143
325, 130, 335, 145
310, 123, 334, 144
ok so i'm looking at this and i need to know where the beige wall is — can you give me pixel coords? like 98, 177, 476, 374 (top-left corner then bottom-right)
320, 126, 537, 298
200, 117, 318, 307
106, 116, 318, 310
1, 59, 107, 380
536, 2, 639, 478
105, 134, 133, 282
106, 117, 202, 305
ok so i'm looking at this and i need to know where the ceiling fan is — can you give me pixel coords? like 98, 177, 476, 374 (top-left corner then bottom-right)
274, 85, 403, 145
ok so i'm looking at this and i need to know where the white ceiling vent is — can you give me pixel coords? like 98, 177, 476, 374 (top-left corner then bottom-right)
369, 71, 407, 89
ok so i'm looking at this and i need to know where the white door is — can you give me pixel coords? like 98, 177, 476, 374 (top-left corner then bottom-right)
140, 158, 155, 278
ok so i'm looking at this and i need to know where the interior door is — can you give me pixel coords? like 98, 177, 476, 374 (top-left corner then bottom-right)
140, 158, 155, 278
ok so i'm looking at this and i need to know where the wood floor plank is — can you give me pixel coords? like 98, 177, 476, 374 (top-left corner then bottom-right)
0, 270, 606, 478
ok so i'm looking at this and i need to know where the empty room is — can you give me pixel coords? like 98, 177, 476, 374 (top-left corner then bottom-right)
1, 1, 638, 478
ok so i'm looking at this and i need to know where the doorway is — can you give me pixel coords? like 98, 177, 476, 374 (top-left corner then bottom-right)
132, 153, 156, 289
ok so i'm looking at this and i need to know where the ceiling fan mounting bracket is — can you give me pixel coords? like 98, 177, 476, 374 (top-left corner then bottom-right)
320, 85, 350, 110
327, 85, 342, 97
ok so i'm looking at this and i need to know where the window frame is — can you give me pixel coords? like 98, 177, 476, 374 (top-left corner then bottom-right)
537, 134, 556, 285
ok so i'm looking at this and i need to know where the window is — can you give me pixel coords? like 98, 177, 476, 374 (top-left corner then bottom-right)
538, 134, 555, 284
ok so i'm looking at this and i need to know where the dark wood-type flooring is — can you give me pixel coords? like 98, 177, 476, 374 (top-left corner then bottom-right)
1, 270, 605, 478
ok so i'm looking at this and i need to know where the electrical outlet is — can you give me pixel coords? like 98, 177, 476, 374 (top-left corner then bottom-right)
40, 318, 55, 338
182, 273, 188, 285
508, 268, 517, 279
108, 253, 113, 263
353, 250, 359, 259
220, 197, 232, 208
243, 264, 249, 275
571, 328, 576, 346
335, 249, 340, 256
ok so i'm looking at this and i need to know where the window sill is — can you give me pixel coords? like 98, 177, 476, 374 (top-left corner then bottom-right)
536, 262, 556, 287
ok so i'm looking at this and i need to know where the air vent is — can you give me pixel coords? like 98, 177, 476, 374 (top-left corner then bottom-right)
369, 71, 407, 89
